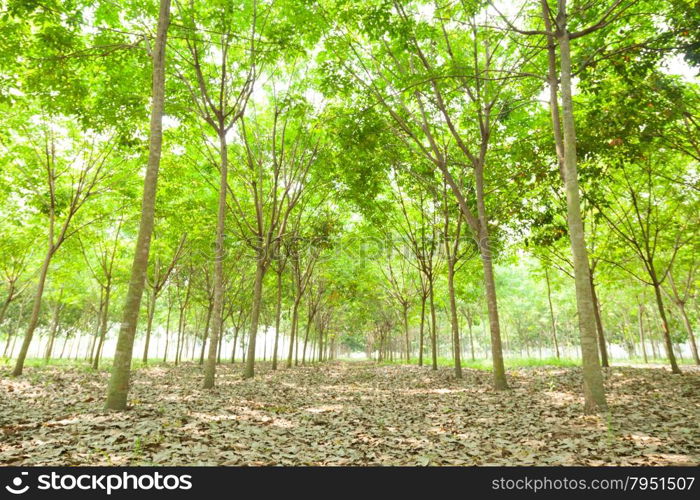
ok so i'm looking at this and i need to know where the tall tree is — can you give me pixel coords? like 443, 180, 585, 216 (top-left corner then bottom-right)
105, 0, 171, 410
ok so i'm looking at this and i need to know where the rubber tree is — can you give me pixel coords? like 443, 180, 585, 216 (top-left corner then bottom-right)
105, 0, 171, 410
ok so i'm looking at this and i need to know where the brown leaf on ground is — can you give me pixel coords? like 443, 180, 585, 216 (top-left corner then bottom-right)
0, 362, 698, 466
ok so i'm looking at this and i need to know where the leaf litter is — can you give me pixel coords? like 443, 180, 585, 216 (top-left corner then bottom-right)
0, 361, 698, 466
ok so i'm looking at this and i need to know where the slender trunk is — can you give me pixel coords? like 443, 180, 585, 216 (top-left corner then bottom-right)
217, 318, 223, 364
203, 129, 229, 388
479, 247, 507, 389
88, 291, 104, 362
59, 334, 69, 359
403, 302, 410, 362
105, 0, 171, 409
286, 298, 301, 368
0, 285, 14, 328
650, 330, 659, 359
544, 269, 560, 358
590, 277, 609, 367
418, 294, 426, 366
447, 260, 462, 378
652, 281, 681, 373
163, 299, 172, 362
302, 317, 311, 365
141, 288, 157, 364
428, 279, 438, 371
93, 284, 111, 370
468, 314, 475, 361
474, 166, 507, 389
638, 304, 648, 363
231, 326, 239, 363
4, 302, 24, 357
72, 334, 82, 360
241, 330, 247, 364
272, 270, 283, 370
199, 301, 213, 365
12, 243, 52, 376
175, 305, 184, 365
543, 0, 606, 412
43, 304, 61, 362
243, 258, 266, 378
677, 302, 699, 365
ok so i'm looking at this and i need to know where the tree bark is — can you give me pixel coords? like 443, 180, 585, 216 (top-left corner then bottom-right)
590, 276, 609, 367
428, 279, 438, 371
43, 304, 61, 362
652, 281, 681, 373
141, 287, 158, 364
638, 304, 648, 363
541, 0, 606, 412
202, 127, 230, 388
418, 294, 426, 366
447, 259, 462, 378
272, 270, 283, 370
402, 302, 410, 362
105, 0, 171, 409
677, 302, 699, 365
286, 298, 301, 368
243, 259, 265, 378
544, 269, 561, 358
198, 301, 213, 365
12, 244, 52, 376
93, 283, 111, 369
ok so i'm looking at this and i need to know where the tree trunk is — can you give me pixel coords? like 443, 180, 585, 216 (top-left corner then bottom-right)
403, 302, 410, 362
203, 128, 230, 388
12, 242, 52, 376
105, 0, 171, 410
428, 279, 438, 371
418, 294, 426, 366
93, 284, 111, 370
478, 245, 508, 388
302, 316, 312, 365
638, 304, 648, 363
447, 259, 462, 378
544, 269, 560, 358
286, 298, 301, 368
59, 334, 69, 359
43, 304, 62, 362
4, 301, 24, 358
590, 276, 609, 367
544, 0, 606, 412
175, 304, 185, 365
652, 281, 681, 373
217, 318, 224, 364
472, 167, 508, 388
0, 284, 14, 329
163, 299, 172, 362
199, 301, 213, 365
272, 270, 283, 370
467, 314, 475, 361
231, 327, 239, 363
141, 288, 157, 364
677, 302, 699, 365
243, 258, 265, 378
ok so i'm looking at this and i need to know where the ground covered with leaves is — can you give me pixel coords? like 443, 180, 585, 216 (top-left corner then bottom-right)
1, 361, 698, 466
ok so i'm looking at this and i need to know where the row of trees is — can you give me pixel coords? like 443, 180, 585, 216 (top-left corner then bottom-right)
0, 0, 698, 414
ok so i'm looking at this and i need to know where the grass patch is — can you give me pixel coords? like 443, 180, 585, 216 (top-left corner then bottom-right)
379, 356, 580, 370
0, 357, 172, 372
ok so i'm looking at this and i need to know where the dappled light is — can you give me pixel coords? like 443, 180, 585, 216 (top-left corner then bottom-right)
0, 0, 698, 470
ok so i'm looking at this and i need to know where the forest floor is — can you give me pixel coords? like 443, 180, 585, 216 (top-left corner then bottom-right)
1, 361, 699, 466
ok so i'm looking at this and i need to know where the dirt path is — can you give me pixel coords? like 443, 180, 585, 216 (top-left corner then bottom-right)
1, 361, 698, 465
